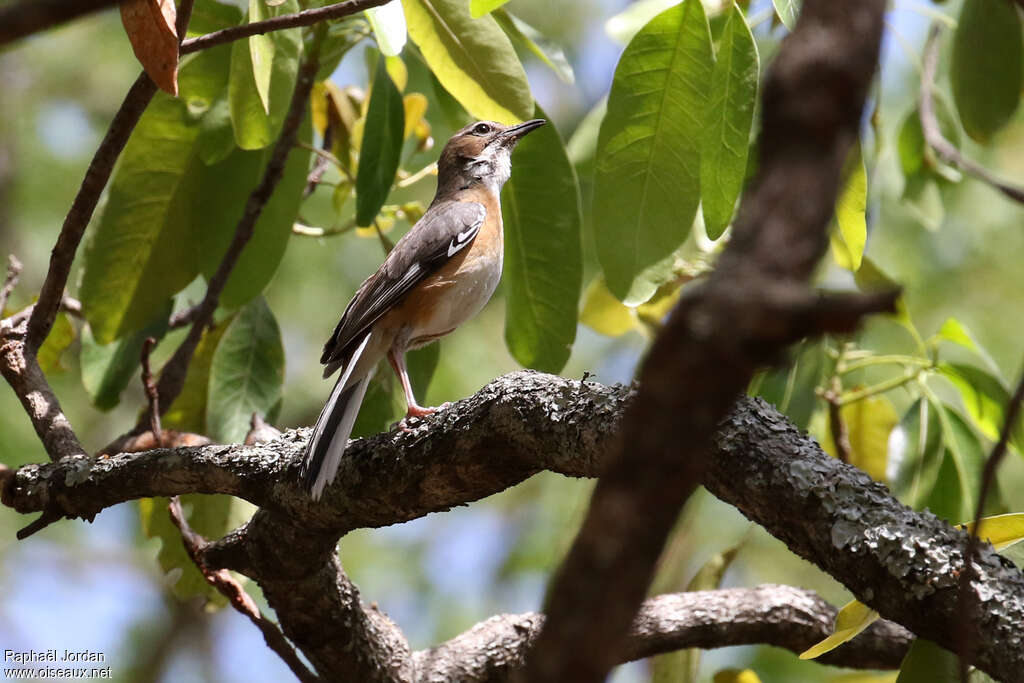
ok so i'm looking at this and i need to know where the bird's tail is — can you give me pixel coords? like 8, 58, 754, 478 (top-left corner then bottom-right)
301, 333, 372, 499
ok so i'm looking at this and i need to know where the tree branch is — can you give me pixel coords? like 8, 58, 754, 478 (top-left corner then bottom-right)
167, 497, 321, 683
179, 0, 390, 56
3, 374, 1021, 679
920, 23, 1024, 205
414, 585, 912, 682
0, 255, 22, 314
522, 3, 888, 680
0, 0, 121, 47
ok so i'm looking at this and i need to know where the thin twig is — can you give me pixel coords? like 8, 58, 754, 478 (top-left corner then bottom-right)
957, 361, 1024, 682
167, 497, 321, 683
292, 219, 357, 237
180, 0, 389, 56
373, 219, 394, 254
140, 337, 162, 443
920, 24, 1024, 205
148, 32, 324, 424
396, 162, 437, 188
823, 379, 852, 464
0, 255, 23, 314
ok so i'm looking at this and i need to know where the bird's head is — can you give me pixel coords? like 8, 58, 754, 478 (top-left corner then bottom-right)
435, 119, 546, 197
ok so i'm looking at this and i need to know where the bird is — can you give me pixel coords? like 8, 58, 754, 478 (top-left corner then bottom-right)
300, 118, 546, 499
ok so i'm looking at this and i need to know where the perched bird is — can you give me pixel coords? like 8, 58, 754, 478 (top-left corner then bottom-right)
301, 118, 546, 499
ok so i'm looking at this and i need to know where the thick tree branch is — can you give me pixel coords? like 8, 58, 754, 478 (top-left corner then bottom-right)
0, 0, 121, 47
414, 585, 912, 682
3, 375, 1021, 679
179, 0, 390, 56
522, 3, 888, 680
707, 398, 1024, 683
920, 24, 1024, 205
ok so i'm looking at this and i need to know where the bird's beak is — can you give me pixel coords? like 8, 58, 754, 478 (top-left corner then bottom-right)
496, 118, 546, 146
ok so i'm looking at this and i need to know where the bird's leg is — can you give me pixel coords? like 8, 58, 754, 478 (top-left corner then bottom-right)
387, 349, 435, 421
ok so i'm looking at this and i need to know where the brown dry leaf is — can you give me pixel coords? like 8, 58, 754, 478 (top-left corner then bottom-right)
120, 0, 180, 95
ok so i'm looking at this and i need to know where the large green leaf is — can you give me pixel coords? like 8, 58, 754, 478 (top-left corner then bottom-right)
228, 0, 301, 150
403, 0, 533, 123
940, 363, 1022, 451
700, 2, 758, 239
163, 316, 232, 433
926, 403, 987, 523
800, 599, 880, 660
80, 304, 171, 411
822, 396, 898, 483
830, 144, 868, 272
189, 0, 243, 35
502, 105, 582, 373
951, 0, 1022, 143
79, 47, 231, 343
248, 0, 274, 114
895, 639, 958, 683
206, 297, 285, 444
890, 398, 945, 508
469, 0, 509, 17
593, 0, 713, 304
194, 113, 312, 308
356, 58, 405, 227
366, 1, 408, 57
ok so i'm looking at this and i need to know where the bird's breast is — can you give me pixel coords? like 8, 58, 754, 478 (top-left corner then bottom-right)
403, 215, 503, 344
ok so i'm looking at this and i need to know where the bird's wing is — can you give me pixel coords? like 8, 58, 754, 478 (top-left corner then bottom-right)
320, 200, 486, 372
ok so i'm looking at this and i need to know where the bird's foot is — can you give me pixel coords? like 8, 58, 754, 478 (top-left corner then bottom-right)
391, 402, 452, 433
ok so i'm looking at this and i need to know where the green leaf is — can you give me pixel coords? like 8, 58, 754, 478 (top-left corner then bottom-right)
36, 312, 74, 375
579, 274, 638, 337
961, 512, 1024, 551
800, 599, 880, 660
927, 404, 987, 522
502, 105, 582, 373
940, 363, 1021, 450
189, 0, 243, 35
593, 0, 713, 304
938, 318, 978, 353
228, 0, 301, 150
897, 98, 960, 180
830, 144, 868, 272
80, 306, 171, 411
822, 396, 898, 483
163, 317, 232, 433
403, 0, 533, 123
139, 494, 255, 606
206, 297, 285, 444
469, 0, 509, 18
772, 0, 800, 29
356, 58, 405, 227
194, 113, 312, 308
700, 2, 758, 239
493, 9, 575, 85
366, 1, 408, 57
248, 0, 274, 114
890, 399, 945, 508
951, 0, 1023, 143
895, 639, 958, 683
713, 670, 763, 683
80, 47, 232, 343
750, 340, 825, 430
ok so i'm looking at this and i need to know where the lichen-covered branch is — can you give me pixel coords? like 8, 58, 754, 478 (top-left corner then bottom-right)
3, 374, 1022, 679
707, 398, 1024, 683
415, 585, 911, 682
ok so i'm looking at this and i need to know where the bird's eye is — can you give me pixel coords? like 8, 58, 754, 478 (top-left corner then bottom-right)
473, 123, 492, 135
